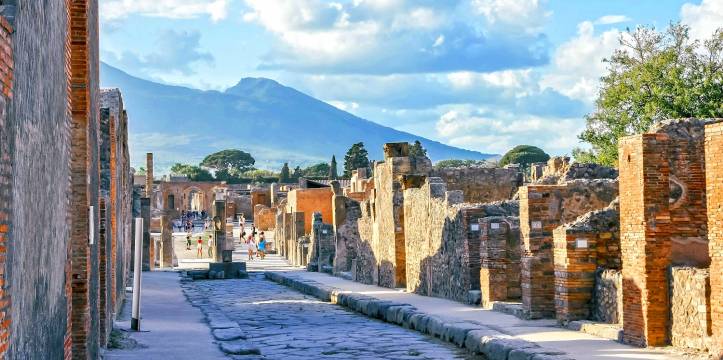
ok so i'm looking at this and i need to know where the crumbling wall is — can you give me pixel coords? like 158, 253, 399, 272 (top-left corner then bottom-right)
520, 179, 618, 319
333, 196, 361, 275
535, 156, 618, 185
670, 267, 712, 352
404, 177, 520, 303
308, 213, 334, 272
553, 200, 621, 322
431, 166, 521, 203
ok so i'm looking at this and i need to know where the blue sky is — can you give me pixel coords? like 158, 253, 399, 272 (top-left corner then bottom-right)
100, 0, 721, 157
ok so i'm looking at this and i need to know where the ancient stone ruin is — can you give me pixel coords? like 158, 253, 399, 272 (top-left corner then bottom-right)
274, 124, 723, 356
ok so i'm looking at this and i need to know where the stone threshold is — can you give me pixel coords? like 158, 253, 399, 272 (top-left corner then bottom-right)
564, 321, 623, 342
265, 271, 573, 360
488, 301, 623, 343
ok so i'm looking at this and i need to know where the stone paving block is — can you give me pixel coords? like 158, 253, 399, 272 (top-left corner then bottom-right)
442, 322, 485, 347
219, 340, 261, 355
213, 328, 247, 341
482, 338, 539, 360
463, 328, 504, 353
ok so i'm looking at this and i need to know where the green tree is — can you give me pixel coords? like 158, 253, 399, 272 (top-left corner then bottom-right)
499, 145, 550, 168
329, 155, 338, 180
343, 142, 370, 178
434, 159, 492, 169
577, 24, 723, 166
200, 149, 255, 175
302, 162, 330, 177
169, 163, 214, 181
409, 140, 427, 157
279, 163, 291, 183
136, 166, 146, 176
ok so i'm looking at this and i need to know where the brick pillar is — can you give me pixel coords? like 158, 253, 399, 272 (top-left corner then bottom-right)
480, 217, 514, 308
145, 153, 153, 197
553, 227, 598, 322
141, 198, 151, 271
706, 121, 723, 356
160, 215, 173, 267
618, 134, 672, 347
519, 185, 566, 319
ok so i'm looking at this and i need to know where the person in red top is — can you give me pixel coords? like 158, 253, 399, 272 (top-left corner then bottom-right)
197, 236, 203, 258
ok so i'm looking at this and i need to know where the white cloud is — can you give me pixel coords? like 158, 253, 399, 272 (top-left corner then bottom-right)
681, 0, 723, 41
435, 108, 584, 154
101, 0, 229, 22
471, 0, 551, 32
242, 0, 549, 74
540, 21, 620, 103
327, 100, 360, 112
594, 15, 631, 25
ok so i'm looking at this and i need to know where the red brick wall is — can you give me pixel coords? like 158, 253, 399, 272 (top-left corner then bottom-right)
0, 15, 12, 358
618, 134, 672, 347
705, 121, 723, 356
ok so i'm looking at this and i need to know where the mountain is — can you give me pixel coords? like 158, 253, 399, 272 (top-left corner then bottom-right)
99, 63, 495, 173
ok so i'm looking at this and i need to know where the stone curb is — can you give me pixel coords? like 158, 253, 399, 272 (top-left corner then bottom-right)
264, 271, 572, 360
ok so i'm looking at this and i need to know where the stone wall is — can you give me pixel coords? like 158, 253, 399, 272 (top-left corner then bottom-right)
430, 166, 521, 203
404, 177, 520, 303
592, 269, 622, 324
4, 2, 71, 358
307, 212, 334, 272
705, 120, 723, 357
670, 267, 712, 352
519, 180, 618, 319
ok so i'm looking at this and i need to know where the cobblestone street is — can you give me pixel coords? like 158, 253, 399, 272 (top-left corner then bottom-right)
182, 272, 482, 360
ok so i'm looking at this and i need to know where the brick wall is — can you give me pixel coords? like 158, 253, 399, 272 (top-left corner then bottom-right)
705, 120, 723, 356
519, 180, 617, 319
480, 216, 521, 308
553, 203, 620, 323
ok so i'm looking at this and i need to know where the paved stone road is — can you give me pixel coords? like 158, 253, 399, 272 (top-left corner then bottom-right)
184, 273, 482, 360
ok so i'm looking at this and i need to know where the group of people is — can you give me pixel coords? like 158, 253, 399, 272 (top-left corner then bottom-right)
242, 225, 267, 260
186, 233, 214, 259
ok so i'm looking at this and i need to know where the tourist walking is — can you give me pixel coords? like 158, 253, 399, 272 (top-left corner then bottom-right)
258, 232, 266, 260
186, 234, 192, 250
207, 235, 214, 258
247, 233, 256, 261
197, 236, 203, 258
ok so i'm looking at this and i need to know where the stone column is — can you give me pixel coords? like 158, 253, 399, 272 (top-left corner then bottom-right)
141, 198, 152, 271
145, 153, 153, 197
160, 215, 173, 268
213, 200, 227, 263
706, 121, 723, 357
618, 134, 672, 347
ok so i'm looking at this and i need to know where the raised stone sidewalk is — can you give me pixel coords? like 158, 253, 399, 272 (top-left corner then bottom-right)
265, 269, 685, 360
